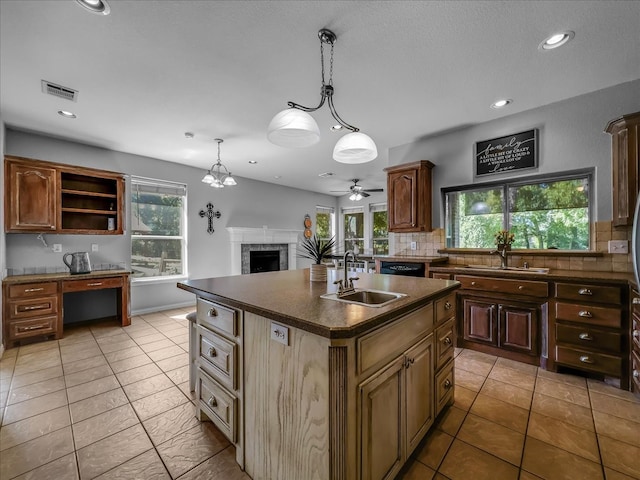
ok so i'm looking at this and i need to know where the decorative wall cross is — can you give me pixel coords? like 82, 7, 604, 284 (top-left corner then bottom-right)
199, 202, 222, 234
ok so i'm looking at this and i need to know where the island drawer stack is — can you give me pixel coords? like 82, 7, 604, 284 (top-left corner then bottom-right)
631, 288, 640, 396
434, 291, 456, 416
553, 282, 627, 388
195, 296, 244, 464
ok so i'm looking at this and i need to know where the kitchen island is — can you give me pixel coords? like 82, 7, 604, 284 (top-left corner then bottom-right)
178, 269, 459, 480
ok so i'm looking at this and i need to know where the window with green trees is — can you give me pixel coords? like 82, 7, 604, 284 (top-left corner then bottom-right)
316, 206, 334, 244
343, 207, 364, 253
444, 171, 592, 250
131, 177, 187, 279
370, 203, 389, 255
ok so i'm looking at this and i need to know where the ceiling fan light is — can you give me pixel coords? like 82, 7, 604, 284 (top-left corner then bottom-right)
202, 172, 214, 184
267, 108, 320, 148
333, 132, 378, 164
223, 175, 237, 186
349, 193, 357, 201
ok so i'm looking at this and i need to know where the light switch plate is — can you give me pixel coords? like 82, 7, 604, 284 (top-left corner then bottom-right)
270, 321, 289, 346
410, 241, 417, 250
52, 244, 62, 253
608, 240, 628, 254
91, 244, 99, 252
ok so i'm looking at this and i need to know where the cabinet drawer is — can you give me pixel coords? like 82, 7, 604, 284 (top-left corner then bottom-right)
435, 318, 455, 370
357, 304, 433, 375
555, 302, 621, 328
555, 346, 622, 377
8, 282, 58, 298
632, 350, 640, 394
432, 273, 452, 280
8, 316, 57, 340
435, 359, 454, 416
197, 298, 237, 337
198, 325, 236, 390
198, 368, 236, 442
555, 283, 621, 305
435, 292, 456, 324
62, 276, 123, 292
456, 275, 548, 298
8, 296, 58, 319
555, 324, 622, 354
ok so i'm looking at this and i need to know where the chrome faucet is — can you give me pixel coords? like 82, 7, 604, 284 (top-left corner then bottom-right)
490, 248, 509, 269
334, 250, 359, 296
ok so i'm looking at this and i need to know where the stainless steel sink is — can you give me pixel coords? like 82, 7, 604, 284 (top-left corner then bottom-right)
321, 289, 407, 307
459, 265, 550, 274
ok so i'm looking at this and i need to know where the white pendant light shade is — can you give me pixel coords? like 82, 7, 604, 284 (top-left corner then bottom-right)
202, 172, 214, 184
268, 108, 321, 148
223, 175, 237, 186
333, 132, 378, 164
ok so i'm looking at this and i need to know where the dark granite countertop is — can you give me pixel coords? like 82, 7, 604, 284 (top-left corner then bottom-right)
373, 256, 449, 264
429, 265, 633, 286
178, 269, 459, 339
3, 270, 131, 284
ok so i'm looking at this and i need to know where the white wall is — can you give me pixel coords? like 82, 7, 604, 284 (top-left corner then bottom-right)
4, 129, 337, 313
389, 80, 640, 228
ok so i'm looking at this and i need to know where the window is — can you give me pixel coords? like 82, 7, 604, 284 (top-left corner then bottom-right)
444, 171, 592, 250
316, 205, 335, 243
131, 176, 187, 280
343, 206, 364, 253
370, 203, 389, 255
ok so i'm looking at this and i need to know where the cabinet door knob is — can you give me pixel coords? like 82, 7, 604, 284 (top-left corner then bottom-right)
471, 281, 476, 286
634, 370, 639, 379
578, 311, 593, 318
579, 355, 594, 364
578, 288, 593, 296
444, 379, 452, 389
443, 337, 452, 345
518, 285, 524, 290
208, 347, 217, 357
208, 396, 217, 408
444, 301, 452, 310
633, 330, 639, 339
208, 308, 218, 317
578, 333, 593, 341
633, 297, 640, 305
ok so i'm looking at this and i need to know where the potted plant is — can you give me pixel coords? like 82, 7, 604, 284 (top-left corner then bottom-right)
494, 229, 515, 251
297, 234, 336, 282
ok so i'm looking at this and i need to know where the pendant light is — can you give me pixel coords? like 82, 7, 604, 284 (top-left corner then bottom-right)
201, 139, 237, 188
268, 29, 377, 164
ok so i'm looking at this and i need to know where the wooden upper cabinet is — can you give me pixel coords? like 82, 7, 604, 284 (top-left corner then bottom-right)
605, 111, 640, 226
385, 160, 434, 232
4, 156, 124, 234
5, 160, 57, 231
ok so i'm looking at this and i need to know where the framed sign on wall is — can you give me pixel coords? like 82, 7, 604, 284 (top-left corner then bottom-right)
475, 129, 538, 176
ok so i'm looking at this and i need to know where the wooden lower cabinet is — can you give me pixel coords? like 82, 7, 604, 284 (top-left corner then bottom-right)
498, 303, 539, 355
463, 297, 496, 346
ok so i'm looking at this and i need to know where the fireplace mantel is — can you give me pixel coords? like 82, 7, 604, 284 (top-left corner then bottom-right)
227, 227, 302, 275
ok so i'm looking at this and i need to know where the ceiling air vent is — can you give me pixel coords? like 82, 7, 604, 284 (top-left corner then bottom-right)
41, 80, 78, 102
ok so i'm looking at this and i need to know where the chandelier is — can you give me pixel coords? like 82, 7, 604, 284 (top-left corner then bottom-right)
201, 138, 237, 188
267, 29, 377, 164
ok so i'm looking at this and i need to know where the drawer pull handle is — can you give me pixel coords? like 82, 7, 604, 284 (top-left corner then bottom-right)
444, 301, 452, 310
518, 285, 524, 290
443, 337, 452, 345
444, 379, 452, 389
87, 282, 103, 287
634, 370, 639, 379
579, 355, 594, 364
578, 288, 593, 296
578, 333, 593, 341
633, 298, 640, 305
18, 324, 46, 332
208, 347, 217, 358
471, 281, 476, 286
208, 308, 218, 317
208, 396, 217, 408
578, 310, 592, 318
24, 287, 44, 293
23, 304, 49, 311
633, 330, 640, 339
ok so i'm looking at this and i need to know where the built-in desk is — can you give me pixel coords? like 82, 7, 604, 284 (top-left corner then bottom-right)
3, 270, 130, 347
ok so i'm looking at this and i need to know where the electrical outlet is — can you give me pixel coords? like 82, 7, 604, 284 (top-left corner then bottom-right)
270, 321, 289, 346
52, 244, 62, 253
608, 240, 628, 254
410, 241, 417, 250
91, 243, 99, 252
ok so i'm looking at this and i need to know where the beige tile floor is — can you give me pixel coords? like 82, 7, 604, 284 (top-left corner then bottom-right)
0, 310, 639, 480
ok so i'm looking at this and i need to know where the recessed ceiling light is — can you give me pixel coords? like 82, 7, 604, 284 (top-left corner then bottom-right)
58, 110, 76, 118
249, 160, 258, 164
274, 175, 282, 179
539, 31, 574, 50
318, 172, 334, 178
490, 99, 512, 109
75, 0, 111, 15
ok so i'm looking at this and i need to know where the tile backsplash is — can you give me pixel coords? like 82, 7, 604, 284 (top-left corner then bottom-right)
391, 221, 632, 273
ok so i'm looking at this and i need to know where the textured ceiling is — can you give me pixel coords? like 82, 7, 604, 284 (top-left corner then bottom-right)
1, 0, 639, 195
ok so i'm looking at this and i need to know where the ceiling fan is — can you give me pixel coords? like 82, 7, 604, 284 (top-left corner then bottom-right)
331, 179, 384, 200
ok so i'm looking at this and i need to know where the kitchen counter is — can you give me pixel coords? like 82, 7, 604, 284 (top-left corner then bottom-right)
3, 269, 131, 284
429, 265, 633, 286
374, 255, 449, 264
178, 268, 459, 338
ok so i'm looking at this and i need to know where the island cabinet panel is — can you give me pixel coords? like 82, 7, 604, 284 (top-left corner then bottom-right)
5, 160, 57, 231
244, 312, 330, 480
405, 336, 435, 454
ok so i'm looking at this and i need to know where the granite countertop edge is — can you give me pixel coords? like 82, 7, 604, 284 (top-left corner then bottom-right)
3, 270, 132, 284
